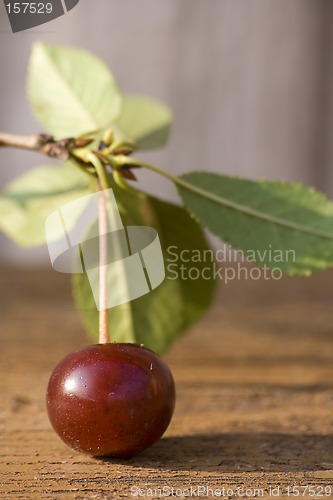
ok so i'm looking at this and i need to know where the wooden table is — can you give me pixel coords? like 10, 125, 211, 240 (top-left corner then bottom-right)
1, 267, 333, 499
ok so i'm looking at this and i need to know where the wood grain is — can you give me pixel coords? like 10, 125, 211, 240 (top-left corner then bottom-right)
1, 268, 333, 499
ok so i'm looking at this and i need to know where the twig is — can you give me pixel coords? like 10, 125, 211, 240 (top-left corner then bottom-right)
0, 132, 50, 150
0, 132, 73, 161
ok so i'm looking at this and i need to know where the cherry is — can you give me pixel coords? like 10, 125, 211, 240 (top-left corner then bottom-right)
46, 343, 175, 458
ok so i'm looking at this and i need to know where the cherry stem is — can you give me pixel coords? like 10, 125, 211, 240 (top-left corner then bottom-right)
98, 181, 110, 344
85, 152, 111, 344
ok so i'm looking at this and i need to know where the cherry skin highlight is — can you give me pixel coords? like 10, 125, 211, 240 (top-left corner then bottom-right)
46, 343, 175, 458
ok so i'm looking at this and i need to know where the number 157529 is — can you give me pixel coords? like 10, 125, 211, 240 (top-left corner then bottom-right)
6, 3, 53, 14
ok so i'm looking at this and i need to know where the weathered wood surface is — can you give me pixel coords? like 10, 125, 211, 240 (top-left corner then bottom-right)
1, 268, 333, 499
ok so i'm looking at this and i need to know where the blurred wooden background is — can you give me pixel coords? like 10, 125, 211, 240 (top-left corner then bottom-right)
1, 0, 333, 263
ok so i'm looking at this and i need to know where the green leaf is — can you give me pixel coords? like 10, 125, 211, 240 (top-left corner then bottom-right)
0, 164, 89, 247
27, 42, 122, 138
115, 95, 172, 149
177, 172, 333, 276
72, 190, 216, 354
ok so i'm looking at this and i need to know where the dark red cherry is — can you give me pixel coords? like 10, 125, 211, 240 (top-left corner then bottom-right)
46, 343, 175, 457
